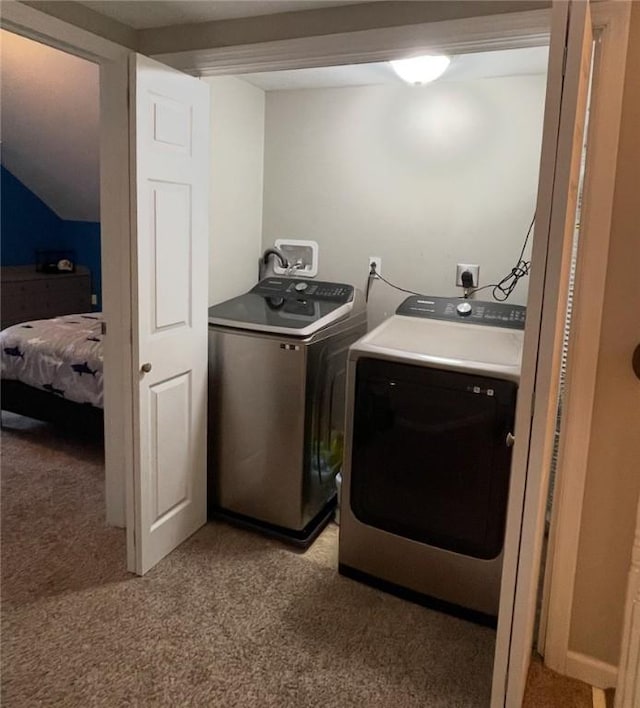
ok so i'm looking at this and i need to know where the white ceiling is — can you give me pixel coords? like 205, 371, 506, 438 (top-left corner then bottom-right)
79, 1, 375, 29
239, 46, 549, 91
0, 30, 100, 222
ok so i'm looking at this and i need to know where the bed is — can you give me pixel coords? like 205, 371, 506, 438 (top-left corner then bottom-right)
1, 313, 104, 435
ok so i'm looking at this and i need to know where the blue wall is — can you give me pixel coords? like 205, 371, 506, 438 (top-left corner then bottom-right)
0, 164, 62, 261
1, 165, 102, 309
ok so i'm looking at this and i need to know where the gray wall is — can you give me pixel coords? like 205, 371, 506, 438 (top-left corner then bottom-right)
206, 76, 265, 305
262, 76, 546, 328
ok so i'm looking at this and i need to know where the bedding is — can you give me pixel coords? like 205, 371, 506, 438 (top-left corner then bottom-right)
1, 313, 104, 408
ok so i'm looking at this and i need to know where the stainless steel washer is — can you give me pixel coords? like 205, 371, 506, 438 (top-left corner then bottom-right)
339, 295, 525, 620
208, 277, 366, 546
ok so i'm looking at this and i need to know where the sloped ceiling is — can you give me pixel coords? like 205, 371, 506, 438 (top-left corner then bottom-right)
0, 29, 100, 222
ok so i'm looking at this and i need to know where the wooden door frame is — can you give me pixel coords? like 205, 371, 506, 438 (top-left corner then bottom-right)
0, 2, 135, 554
537, 0, 631, 689
0, 0, 632, 701
496, 3, 595, 703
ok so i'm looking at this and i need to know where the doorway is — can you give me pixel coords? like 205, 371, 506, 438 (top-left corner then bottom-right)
204, 43, 549, 705
0, 28, 108, 485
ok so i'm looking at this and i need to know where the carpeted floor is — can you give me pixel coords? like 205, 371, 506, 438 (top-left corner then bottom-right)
523, 656, 592, 708
0, 413, 592, 707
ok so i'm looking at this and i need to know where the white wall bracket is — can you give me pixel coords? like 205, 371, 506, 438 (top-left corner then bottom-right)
273, 238, 319, 278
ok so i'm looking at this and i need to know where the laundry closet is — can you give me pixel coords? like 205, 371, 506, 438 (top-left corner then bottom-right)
205, 43, 549, 594
205, 48, 547, 324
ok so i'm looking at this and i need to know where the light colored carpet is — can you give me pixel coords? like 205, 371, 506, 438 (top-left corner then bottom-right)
1, 413, 591, 707
523, 656, 592, 708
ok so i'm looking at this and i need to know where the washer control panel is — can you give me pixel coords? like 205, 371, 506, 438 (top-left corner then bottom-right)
252, 278, 354, 303
397, 295, 526, 330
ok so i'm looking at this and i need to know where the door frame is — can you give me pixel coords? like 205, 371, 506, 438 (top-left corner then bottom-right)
537, 0, 631, 689
0, 2, 134, 549
0, 0, 631, 702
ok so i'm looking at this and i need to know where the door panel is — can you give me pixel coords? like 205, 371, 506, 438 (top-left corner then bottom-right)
151, 372, 191, 523
491, 2, 593, 705
129, 54, 209, 575
152, 182, 192, 330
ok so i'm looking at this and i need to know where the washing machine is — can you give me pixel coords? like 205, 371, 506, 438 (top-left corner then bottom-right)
339, 294, 526, 620
208, 277, 367, 546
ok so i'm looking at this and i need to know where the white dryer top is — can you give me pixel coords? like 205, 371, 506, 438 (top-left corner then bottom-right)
351, 315, 524, 382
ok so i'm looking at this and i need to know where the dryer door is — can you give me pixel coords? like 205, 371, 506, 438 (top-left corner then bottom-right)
350, 357, 518, 560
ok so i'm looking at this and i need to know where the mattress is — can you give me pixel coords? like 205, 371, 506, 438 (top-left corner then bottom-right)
0, 313, 104, 409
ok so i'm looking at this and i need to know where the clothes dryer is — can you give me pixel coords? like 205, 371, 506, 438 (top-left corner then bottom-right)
339, 295, 525, 619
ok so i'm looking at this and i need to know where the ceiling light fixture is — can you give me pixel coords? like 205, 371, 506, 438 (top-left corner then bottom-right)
390, 54, 451, 85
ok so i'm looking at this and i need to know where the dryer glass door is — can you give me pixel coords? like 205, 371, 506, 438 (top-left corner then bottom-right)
351, 358, 518, 560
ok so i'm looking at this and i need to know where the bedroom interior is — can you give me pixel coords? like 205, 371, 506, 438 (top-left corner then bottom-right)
0, 30, 102, 308
0, 30, 105, 435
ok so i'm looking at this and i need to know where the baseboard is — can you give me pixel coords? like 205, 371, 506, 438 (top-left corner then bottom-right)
591, 687, 608, 708
565, 650, 618, 690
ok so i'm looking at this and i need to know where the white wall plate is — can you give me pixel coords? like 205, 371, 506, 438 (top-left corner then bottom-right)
274, 239, 319, 278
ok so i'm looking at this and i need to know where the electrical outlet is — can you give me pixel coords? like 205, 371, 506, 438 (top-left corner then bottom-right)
91, 294, 97, 306
456, 263, 479, 288
369, 256, 382, 275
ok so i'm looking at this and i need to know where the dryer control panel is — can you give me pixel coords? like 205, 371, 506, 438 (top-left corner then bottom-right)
252, 278, 354, 303
397, 295, 526, 330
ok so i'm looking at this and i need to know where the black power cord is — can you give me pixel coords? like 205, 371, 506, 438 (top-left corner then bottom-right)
365, 267, 375, 302
366, 263, 428, 301
465, 213, 535, 301
366, 213, 535, 303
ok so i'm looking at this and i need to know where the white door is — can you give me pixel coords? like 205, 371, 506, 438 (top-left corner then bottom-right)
491, 2, 593, 706
127, 54, 210, 575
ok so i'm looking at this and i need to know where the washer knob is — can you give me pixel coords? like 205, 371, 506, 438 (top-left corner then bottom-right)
456, 302, 472, 316
295, 282, 308, 292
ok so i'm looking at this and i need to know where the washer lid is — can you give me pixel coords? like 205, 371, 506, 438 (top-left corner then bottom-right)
352, 315, 524, 381
208, 278, 356, 337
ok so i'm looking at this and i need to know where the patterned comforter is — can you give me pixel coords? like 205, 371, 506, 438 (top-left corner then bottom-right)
0, 313, 104, 408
